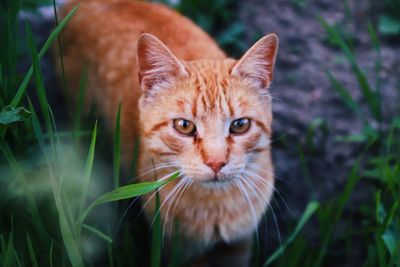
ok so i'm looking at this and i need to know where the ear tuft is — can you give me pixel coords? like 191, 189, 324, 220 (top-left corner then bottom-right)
137, 33, 188, 93
231, 33, 279, 89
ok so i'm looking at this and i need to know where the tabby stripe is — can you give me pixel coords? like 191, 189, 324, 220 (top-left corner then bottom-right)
254, 120, 271, 136
192, 95, 197, 117
148, 148, 178, 156
145, 120, 169, 136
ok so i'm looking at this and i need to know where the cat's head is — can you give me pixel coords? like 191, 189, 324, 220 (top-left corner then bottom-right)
137, 33, 278, 185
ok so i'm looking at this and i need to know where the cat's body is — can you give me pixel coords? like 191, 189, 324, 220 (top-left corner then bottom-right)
58, 0, 278, 265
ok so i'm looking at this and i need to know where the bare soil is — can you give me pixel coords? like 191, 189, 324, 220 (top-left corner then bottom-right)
237, 0, 400, 264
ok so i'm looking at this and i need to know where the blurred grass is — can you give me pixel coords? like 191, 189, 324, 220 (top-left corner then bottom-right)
160, 0, 247, 57
379, 0, 400, 35
0, 0, 399, 267
0, 1, 179, 266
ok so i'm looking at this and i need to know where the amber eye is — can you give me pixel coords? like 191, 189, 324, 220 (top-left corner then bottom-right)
230, 118, 251, 134
173, 119, 196, 136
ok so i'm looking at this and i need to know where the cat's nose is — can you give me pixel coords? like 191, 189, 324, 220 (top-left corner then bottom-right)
206, 160, 226, 174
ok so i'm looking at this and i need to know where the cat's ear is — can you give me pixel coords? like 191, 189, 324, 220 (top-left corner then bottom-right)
231, 33, 278, 89
137, 33, 188, 94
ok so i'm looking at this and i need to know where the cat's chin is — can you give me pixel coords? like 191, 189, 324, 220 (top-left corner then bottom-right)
197, 175, 237, 189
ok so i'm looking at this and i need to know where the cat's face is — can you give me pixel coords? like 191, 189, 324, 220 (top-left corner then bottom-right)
137, 34, 278, 185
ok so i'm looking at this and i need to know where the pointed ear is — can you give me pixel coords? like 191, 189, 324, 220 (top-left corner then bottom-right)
137, 33, 188, 93
231, 34, 278, 89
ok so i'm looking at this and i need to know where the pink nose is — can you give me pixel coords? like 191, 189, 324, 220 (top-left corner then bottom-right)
206, 160, 226, 173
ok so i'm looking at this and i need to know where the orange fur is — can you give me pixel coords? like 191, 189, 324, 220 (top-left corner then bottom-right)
58, 0, 278, 264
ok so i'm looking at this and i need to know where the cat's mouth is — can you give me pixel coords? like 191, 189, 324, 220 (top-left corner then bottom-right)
199, 174, 237, 187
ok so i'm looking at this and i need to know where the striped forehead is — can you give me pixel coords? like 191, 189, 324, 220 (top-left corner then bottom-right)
195, 73, 232, 116
178, 61, 238, 120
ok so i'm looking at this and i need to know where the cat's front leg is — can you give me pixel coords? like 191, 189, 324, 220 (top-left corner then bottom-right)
207, 235, 253, 267
187, 235, 252, 267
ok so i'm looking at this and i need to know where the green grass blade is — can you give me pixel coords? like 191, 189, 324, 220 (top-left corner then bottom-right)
263, 201, 319, 266
297, 145, 316, 199
387, 240, 400, 266
353, 67, 381, 122
26, 233, 38, 267
53, 184, 84, 267
318, 16, 355, 64
313, 158, 362, 267
3, 232, 14, 267
108, 242, 114, 267
94, 172, 179, 206
151, 191, 162, 267
319, 16, 381, 121
82, 224, 113, 243
382, 199, 399, 232
368, 21, 383, 126
79, 172, 179, 224
368, 20, 381, 53
26, 23, 50, 126
79, 121, 98, 213
26, 23, 56, 155
326, 70, 360, 114
113, 102, 122, 188
0, 138, 48, 240
48, 105, 60, 144
167, 221, 180, 267
376, 190, 382, 225
9, 5, 79, 109
14, 251, 22, 267
381, 234, 396, 256
305, 117, 328, 152
0, 0, 18, 103
73, 66, 88, 135
49, 240, 54, 267
0, 234, 5, 252
52, 0, 68, 96
28, 99, 46, 151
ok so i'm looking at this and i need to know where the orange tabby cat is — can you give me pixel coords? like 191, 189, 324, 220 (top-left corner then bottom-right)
58, 0, 278, 265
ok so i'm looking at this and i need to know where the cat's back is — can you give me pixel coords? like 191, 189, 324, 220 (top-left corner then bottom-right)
60, 0, 225, 61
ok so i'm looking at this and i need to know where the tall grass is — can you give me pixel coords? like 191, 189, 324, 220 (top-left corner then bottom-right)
263, 15, 399, 267
0, 2, 178, 266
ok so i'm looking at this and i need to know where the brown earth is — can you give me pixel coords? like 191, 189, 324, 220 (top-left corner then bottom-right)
237, 0, 400, 265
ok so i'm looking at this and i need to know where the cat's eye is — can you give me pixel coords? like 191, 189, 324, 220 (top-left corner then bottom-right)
230, 118, 251, 134
173, 119, 197, 136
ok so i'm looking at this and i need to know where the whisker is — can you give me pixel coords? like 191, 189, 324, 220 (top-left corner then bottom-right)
113, 196, 139, 239
247, 164, 290, 185
233, 179, 260, 239
149, 177, 187, 230
114, 169, 182, 237
113, 171, 181, 240
238, 176, 267, 245
163, 178, 191, 237
161, 178, 189, 236
244, 169, 294, 218
268, 93, 286, 104
239, 176, 266, 205
138, 163, 180, 178
168, 179, 192, 236
241, 176, 282, 249
136, 171, 184, 222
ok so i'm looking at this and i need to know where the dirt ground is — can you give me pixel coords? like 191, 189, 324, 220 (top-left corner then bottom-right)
237, 0, 400, 264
